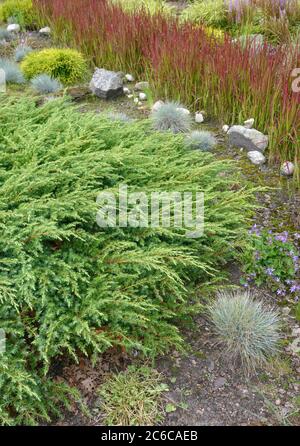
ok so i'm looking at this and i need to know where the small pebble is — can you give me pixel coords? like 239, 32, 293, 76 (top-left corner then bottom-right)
244, 118, 254, 129
280, 161, 295, 177
195, 112, 204, 123
139, 92, 147, 101
125, 74, 134, 82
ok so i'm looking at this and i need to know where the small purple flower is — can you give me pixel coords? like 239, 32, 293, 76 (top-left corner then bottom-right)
275, 231, 289, 243
249, 223, 261, 236
265, 267, 275, 276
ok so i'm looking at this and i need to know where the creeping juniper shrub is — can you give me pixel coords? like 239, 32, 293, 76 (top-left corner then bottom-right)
0, 95, 256, 424
208, 290, 281, 373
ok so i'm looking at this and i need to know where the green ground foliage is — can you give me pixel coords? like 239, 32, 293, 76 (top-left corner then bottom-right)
0, 95, 255, 424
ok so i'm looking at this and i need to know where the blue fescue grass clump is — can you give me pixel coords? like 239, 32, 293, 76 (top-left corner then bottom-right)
0, 58, 25, 84
208, 290, 281, 373
151, 101, 192, 134
0, 27, 13, 41
185, 130, 217, 151
107, 111, 133, 123
30, 74, 62, 94
14, 45, 33, 62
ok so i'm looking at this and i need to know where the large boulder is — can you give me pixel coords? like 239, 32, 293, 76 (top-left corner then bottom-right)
89, 68, 124, 99
228, 125, 268, 153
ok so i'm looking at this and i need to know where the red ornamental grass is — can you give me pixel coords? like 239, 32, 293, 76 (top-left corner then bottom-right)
34, 0, 299, 179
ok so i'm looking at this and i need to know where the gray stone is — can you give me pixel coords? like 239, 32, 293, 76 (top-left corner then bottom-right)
247, 150, 266, 166
228, 125, 268, 152
134, 81, 149, 91
214, 377, 227, 389
89, 68, 124, 99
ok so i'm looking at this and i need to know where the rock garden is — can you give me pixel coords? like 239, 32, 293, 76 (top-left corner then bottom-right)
0, 0, 299, 427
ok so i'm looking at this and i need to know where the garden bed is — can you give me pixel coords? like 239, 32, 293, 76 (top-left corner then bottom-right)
0, 0, 299, 427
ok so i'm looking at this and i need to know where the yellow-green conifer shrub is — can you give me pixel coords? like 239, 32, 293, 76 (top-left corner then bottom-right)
0, 0, 37, 28
21, 48, 87, 85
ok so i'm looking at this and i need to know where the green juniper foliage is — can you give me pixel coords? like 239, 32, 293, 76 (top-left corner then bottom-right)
0, 95, 256, 424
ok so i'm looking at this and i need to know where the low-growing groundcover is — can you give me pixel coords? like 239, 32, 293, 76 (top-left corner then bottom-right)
0, 95, 256, 425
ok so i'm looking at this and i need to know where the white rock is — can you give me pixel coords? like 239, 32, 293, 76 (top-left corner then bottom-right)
125, 74, 134, 82
7, 24, 20, 33
127, 94, 133, 98
134, 98, 139, 104
247, 150, 266, 166
195, 112, 204, 123
151, 100, 164, 112
134, 81, 149, 91
139, 92, 147, 101
177, 107, 190, 115
138, 101, 143, 106
39, 26, 51, 35
280, 161, 294, 177
244, 118, 254, 129
228, 125, 268, 152
123, 87, 130, 94
222, 125, 229, 133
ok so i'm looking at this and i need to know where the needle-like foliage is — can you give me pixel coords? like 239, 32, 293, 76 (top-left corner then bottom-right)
0, 95, 256, 424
